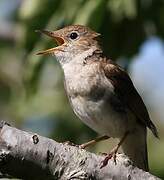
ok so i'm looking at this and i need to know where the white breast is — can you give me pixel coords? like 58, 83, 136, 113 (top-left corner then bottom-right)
62, 50, 134, 138
62, 48, 103, 96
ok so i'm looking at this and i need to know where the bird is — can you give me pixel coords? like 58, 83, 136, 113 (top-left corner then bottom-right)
36, 25, 158, 171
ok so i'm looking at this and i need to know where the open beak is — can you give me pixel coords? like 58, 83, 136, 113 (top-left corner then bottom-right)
36, 30, 65, 55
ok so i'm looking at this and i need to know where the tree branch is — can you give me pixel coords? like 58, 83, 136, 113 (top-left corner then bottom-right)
0, 121, 160, 180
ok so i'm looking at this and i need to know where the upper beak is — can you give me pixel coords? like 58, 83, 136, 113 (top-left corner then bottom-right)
36, 30, 65, 55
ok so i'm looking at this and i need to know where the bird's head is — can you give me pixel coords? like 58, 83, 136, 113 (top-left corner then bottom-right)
36, 25, 101, 64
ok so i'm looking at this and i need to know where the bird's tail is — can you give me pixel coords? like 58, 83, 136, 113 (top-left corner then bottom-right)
121, 125, 148, 171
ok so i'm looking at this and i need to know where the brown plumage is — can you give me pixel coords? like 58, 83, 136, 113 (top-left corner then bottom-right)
37, 25, 158, 171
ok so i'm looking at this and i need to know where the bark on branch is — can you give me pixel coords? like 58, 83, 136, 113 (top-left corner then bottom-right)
0, 121, 160, 180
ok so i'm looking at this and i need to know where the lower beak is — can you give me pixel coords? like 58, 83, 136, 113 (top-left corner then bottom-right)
36, 30, 64, 55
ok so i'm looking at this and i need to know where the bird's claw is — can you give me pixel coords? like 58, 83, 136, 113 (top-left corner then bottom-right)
62, 141, 85, 149
63, 141, 76, 146
113, 153, 117, 165
100, 148, 118, 168
100, 154, 113, 168
78, 144, 86, 149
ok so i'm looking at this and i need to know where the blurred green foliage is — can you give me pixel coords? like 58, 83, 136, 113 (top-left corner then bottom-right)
0, 0, 164, 178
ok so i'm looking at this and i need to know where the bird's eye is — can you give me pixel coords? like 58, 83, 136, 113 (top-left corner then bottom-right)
70, 32, 78, 40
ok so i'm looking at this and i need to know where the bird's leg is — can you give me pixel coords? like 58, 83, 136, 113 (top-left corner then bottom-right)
62, 135, 109, 149
79, 135, 110, 149
100, 132, 129, 168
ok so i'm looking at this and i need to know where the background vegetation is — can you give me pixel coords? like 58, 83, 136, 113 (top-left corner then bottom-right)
0, 0, 164, 178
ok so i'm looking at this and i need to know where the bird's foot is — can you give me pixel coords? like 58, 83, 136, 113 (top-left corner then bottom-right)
100, 146, 118, 168
79, 135, 110, 149
62, 141, 86, 149
63, 135, 110, 149
63, 141, 78, 147
100, 132, 129, 168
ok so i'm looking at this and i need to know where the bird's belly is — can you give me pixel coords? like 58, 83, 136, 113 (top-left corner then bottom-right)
70, 96, 134, 138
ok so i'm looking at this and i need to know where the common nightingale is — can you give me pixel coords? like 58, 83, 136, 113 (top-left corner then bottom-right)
36, 25, 158, 171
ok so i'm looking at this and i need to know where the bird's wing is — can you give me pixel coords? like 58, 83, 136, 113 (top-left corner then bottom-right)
102, 60, 158, 138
